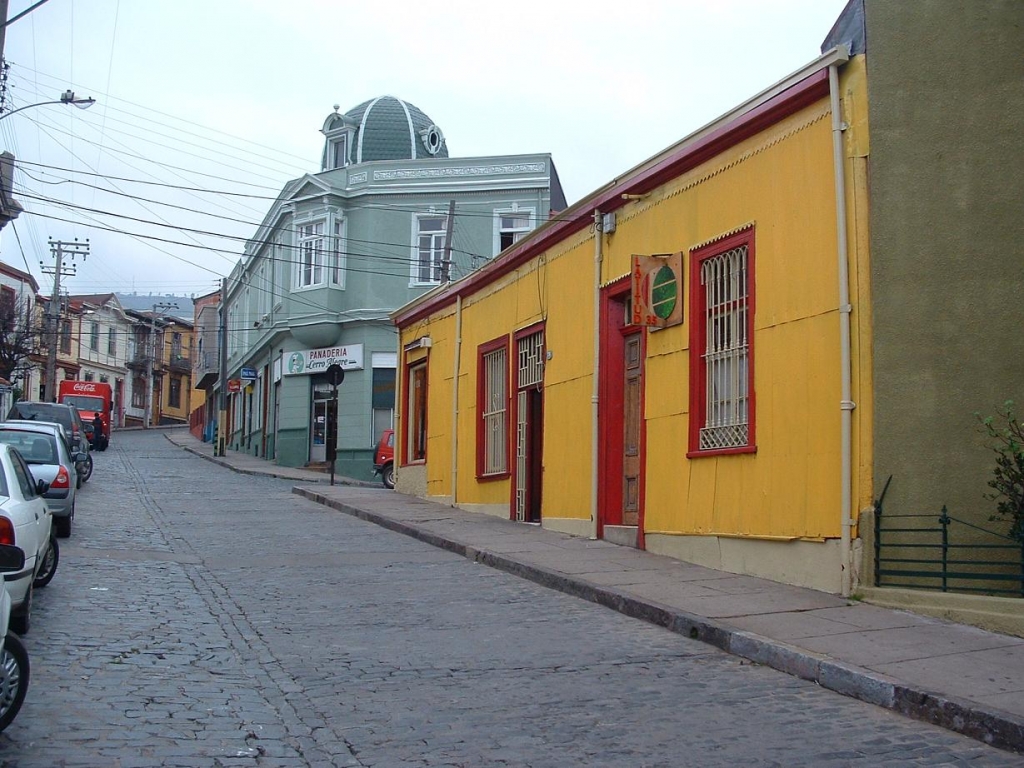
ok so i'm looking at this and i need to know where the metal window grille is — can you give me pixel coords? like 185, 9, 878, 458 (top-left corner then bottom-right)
699, 245, 749, 450
515, 330, 543, 521
482, 347, 508, 475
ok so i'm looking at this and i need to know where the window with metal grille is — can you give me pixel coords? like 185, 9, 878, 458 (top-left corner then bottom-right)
689, 229, 755, 455
416, 216, 447, 284
477, 339, 508, 477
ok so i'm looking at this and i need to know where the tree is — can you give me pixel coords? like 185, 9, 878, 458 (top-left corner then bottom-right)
977, 401, 1024, 543
0, 295, 41, 383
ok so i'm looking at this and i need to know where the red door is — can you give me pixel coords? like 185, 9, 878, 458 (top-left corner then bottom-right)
598, 281, 646, 545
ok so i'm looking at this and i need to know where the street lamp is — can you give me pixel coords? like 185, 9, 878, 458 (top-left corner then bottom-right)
0, 90, 96, 122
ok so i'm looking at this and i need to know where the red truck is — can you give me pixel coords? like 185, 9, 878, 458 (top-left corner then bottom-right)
57, 380, 113, 451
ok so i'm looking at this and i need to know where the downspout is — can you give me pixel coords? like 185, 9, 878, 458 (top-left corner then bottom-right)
451, 293, 463, 507
591, 210, 603, 539
829, 54, 855, 597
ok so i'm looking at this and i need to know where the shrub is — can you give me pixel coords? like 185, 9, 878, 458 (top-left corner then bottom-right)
977, 401, 1024, 542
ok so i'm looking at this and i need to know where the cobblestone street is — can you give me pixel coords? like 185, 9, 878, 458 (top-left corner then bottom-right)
0, 430, 1018, 767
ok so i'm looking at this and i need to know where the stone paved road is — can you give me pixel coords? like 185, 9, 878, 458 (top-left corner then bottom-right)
0, 430, 1019, 767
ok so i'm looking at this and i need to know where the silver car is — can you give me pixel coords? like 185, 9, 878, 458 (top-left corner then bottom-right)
0, 423, 80, 538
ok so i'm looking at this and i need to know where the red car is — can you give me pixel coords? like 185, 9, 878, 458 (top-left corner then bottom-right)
372, 429, 394, 489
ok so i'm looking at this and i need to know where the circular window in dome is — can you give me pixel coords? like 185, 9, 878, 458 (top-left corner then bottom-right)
421, 124, 445, 155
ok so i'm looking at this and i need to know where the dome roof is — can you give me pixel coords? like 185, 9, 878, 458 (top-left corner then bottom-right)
323, 95, 448, 167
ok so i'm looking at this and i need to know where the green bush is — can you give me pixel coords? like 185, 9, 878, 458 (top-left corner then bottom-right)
977, 401, 1024, 543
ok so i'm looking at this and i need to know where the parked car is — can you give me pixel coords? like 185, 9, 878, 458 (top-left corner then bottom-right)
0, 443, 58, 635
372, 428, 395, 489
5, 402, 92, 484
0, 423, 81, 538
0, 543, 29, 733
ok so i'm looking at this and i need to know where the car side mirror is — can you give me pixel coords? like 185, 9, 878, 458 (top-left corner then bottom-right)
35, 478, 50, 495
0, 544, 25, 573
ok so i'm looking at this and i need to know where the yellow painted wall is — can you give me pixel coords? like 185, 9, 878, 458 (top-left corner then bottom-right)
399, 61, 872, 545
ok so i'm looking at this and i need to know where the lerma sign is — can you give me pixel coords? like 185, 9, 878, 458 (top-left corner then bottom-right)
284, 344, 364, 376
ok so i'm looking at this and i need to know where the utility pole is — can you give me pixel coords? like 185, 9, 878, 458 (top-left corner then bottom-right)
145, 301, 177, 429
440, 199, 455, 283
40, 238, 87, 401
216, 278, 227, 457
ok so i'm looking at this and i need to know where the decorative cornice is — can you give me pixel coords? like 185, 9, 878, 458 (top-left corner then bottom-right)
373, 163, 545, 182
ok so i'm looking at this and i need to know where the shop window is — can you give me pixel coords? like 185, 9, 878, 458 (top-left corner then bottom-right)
371, 366, 395, 445
688, 228, 756, 455
477, 337, 509, 477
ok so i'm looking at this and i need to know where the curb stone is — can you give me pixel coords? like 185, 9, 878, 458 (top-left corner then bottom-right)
292, 485, 1024, 754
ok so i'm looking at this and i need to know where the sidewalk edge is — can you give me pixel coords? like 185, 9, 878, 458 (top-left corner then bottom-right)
293, 485, 1024, 754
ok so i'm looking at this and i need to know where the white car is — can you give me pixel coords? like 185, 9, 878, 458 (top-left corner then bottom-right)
0, 543, 29, 732
0, 444, 58, 635
0, 422, 81, 538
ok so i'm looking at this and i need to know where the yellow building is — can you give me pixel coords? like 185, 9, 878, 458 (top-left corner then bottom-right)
394, 47, 867, 595
393, 0, 1024, 610
156, 318, 195, 425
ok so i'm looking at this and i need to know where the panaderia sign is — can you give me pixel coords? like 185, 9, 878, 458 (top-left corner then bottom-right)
284, 344, 364, 376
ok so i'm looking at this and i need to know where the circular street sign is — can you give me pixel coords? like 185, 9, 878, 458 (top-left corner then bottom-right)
325, 364, 345, 387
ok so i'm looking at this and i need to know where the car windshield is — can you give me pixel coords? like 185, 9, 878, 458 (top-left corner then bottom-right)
0, 430, 58, 465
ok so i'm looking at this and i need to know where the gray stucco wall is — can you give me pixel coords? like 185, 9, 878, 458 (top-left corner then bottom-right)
866, 1, 1024, 530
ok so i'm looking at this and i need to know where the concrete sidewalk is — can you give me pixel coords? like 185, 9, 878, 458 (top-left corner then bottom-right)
166, 428, 1024, 754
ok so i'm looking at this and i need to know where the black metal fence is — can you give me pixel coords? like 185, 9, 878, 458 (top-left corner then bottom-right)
874, 496, 1024, 597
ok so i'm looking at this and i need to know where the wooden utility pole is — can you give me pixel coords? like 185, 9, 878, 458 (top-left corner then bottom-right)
440, 199, 455, 283
40, 238, 87, 401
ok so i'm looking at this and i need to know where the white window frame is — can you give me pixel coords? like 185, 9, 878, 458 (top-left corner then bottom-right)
296, 221, 326, 289
412, 214, 448, 285
493, 205, 535, 256
331, 217, 346, 289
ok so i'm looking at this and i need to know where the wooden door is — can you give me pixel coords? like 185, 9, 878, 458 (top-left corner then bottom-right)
622, 332, 642, 526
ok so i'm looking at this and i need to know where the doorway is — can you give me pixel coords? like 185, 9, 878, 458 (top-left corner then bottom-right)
599, 280, 646, 547
309, 383, 333, 462
513, 326, 544, 523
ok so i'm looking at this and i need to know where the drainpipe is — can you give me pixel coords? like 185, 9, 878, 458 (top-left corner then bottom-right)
591, 210, 603, 539
829, 57, 855, 597
451, 293, 463, 506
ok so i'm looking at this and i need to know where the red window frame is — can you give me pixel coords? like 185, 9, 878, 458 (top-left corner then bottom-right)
476, 335, 510, 480
687, 227, 757, 457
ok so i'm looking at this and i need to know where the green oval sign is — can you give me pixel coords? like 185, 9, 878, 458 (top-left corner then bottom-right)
651, 265, 678, 319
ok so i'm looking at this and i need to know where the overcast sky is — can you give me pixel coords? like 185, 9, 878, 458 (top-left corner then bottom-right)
0, 0, 850, 300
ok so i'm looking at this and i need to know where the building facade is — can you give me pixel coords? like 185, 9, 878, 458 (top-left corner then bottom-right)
390, 1, 1024, 614
221, 95, 565, 477
67, 294, 131, 427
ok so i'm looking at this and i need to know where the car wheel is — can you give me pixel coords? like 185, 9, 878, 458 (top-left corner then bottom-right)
0, 632, 29, 733
54, 514, 71, 539
79, 454, 93, 483
33, 538, 58, 589
382, 463, 395, 489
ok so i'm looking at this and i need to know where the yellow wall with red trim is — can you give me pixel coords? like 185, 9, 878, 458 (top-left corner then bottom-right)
397, 58, 872, 545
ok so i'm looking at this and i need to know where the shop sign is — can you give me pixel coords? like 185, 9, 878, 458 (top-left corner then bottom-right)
631, 252, 683, 328
284, 344, 364, 376
240, 366, 258, 380
227, 379, 242, 393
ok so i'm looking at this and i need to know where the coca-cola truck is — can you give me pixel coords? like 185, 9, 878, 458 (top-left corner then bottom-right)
57, 380, 113, 451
